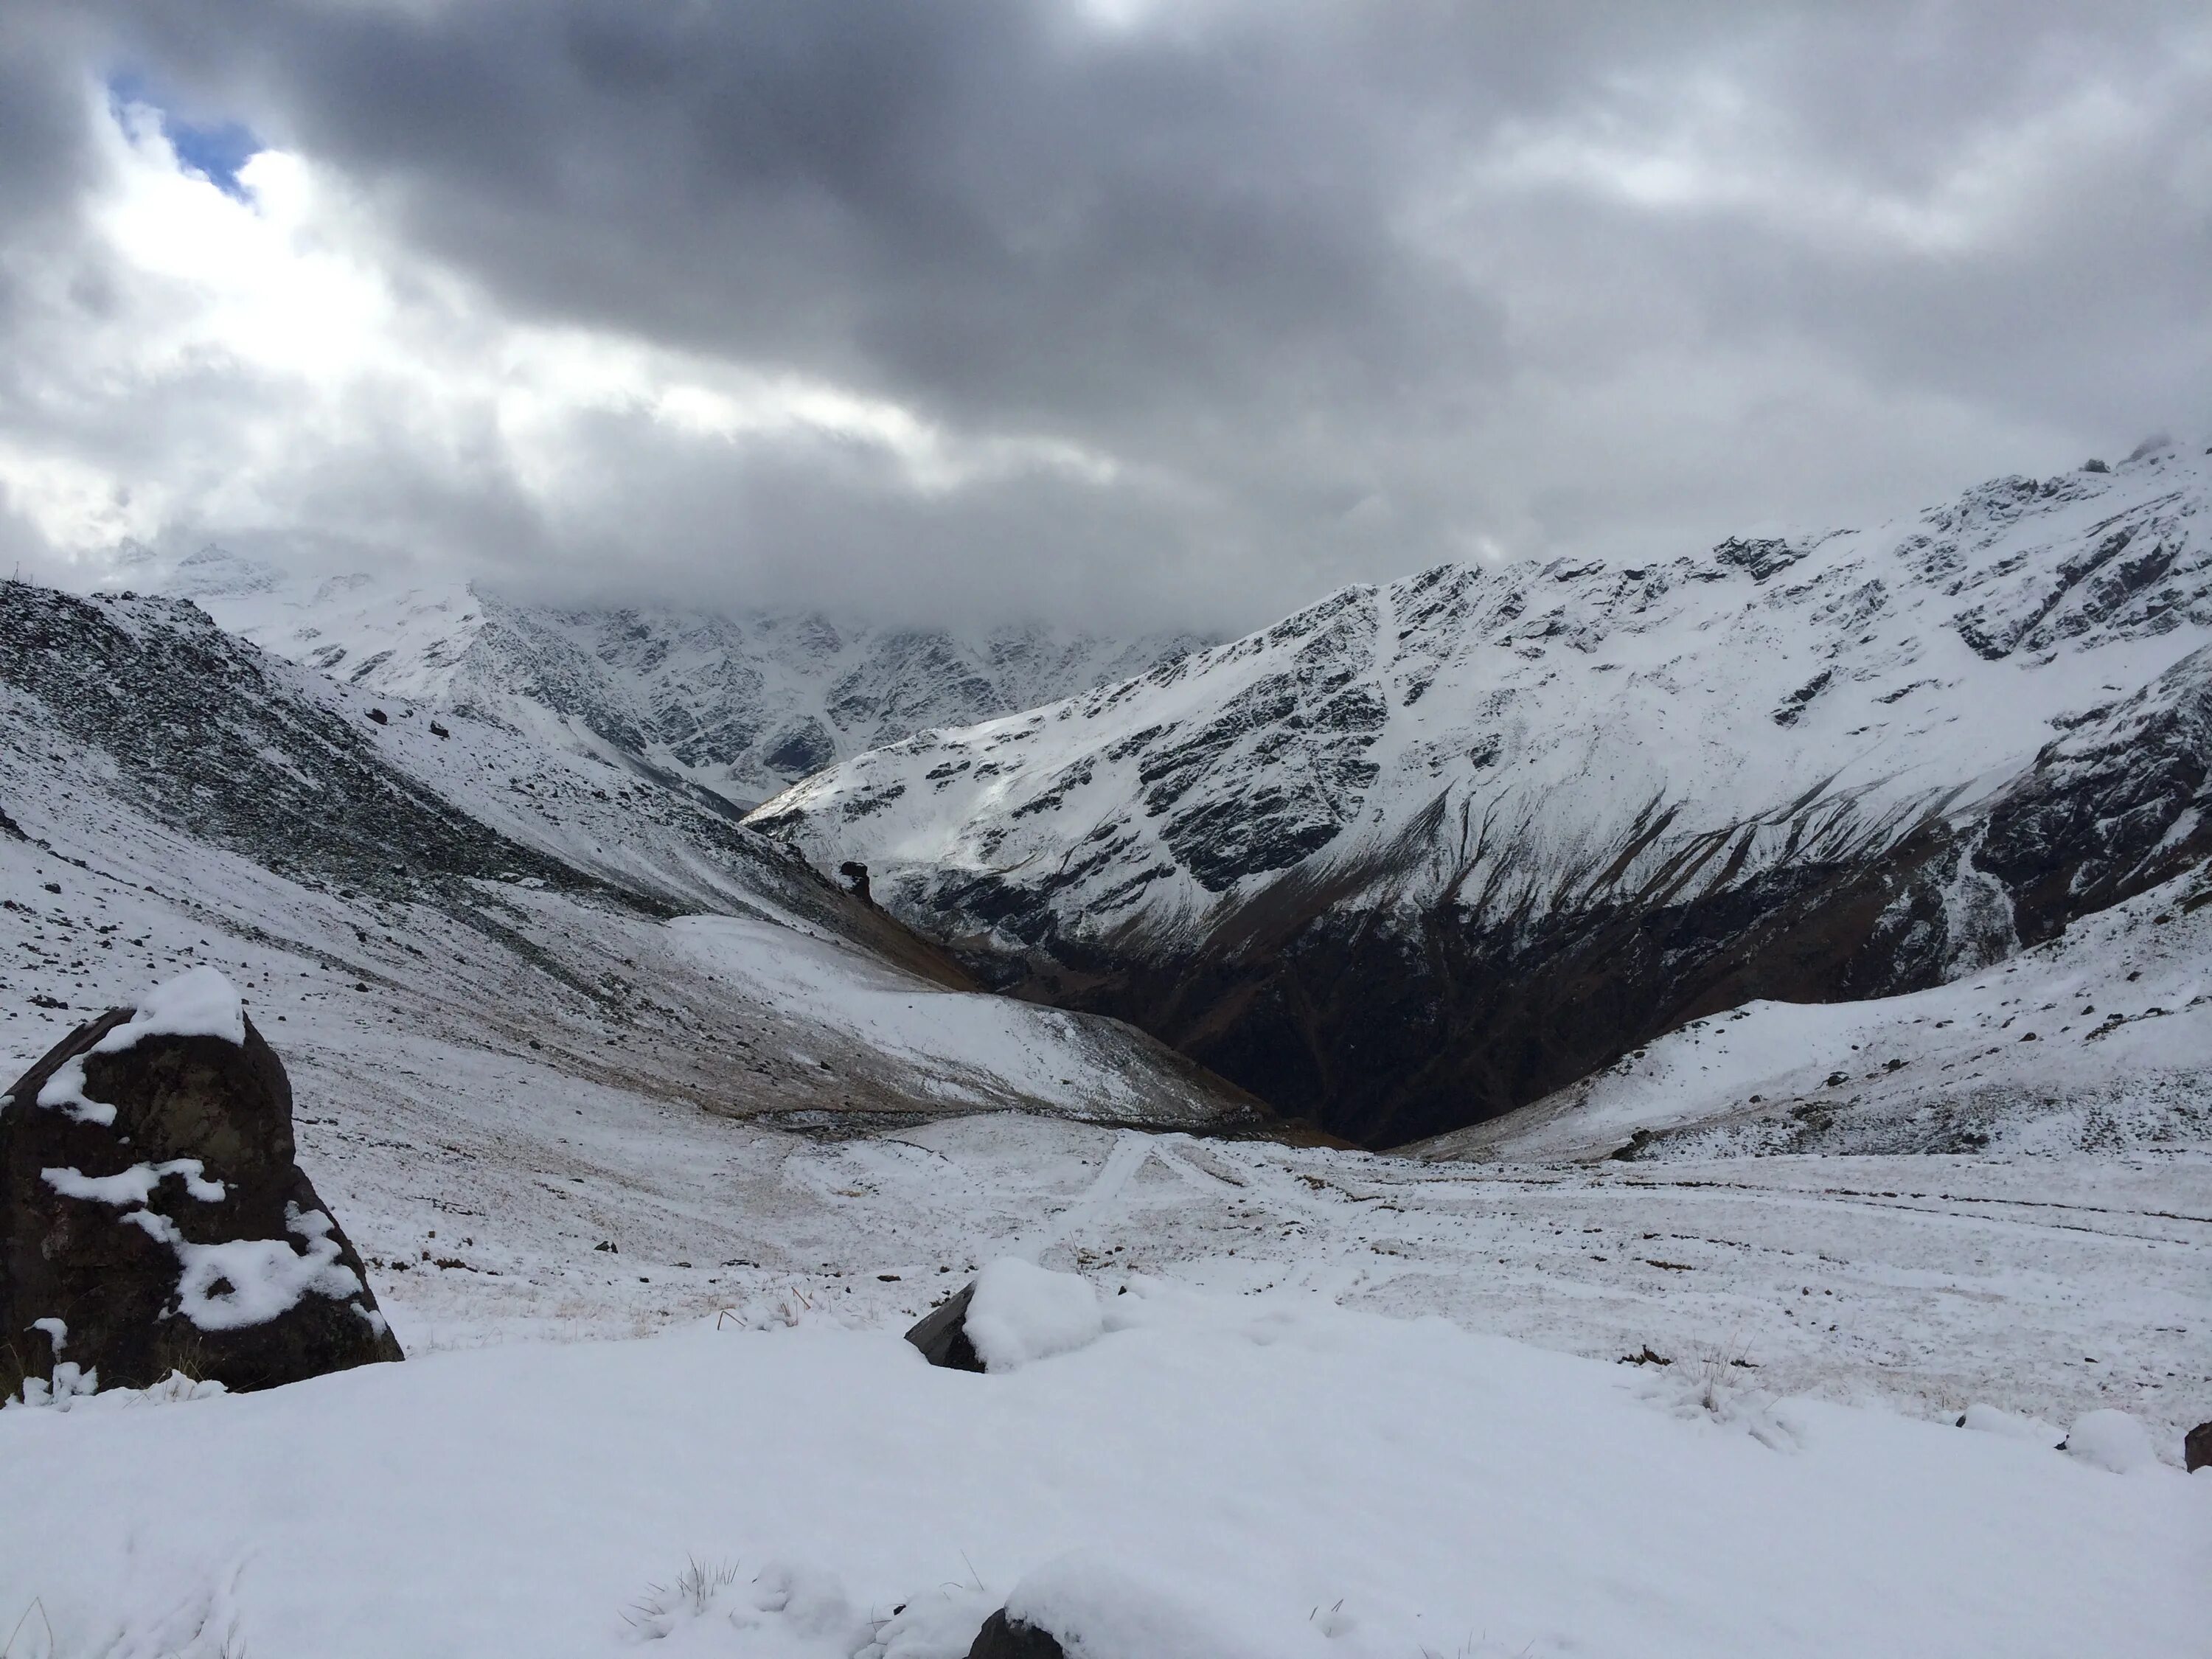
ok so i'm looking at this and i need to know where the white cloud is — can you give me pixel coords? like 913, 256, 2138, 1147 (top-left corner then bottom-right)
0, 78, 1126, 589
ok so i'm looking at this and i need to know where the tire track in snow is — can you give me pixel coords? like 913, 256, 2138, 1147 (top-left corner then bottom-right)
1026, 1130, 1154, 1264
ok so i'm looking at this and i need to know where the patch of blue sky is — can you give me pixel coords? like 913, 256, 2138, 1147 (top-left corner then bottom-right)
108, 72, 262, 201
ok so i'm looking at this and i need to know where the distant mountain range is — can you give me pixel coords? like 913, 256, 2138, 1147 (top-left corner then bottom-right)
753, 437, 2212, 1147
137, 546, 1208, 807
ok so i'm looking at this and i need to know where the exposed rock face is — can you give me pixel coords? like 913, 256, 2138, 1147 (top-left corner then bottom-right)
2188, 1420, 2211, 1473
904, 1281, 984, 1372
757, 445, 2212, 1146
965, 1609, 1065, 1659
1, 973, 401, 1395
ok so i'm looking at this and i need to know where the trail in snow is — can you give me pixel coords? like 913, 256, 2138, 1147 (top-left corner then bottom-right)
1029, 1131, 1155, 1265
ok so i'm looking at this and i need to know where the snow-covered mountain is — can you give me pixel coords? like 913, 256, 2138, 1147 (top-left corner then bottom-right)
0, 580, 1260, 1138
139, 549, 1207, 807
753, 438, 2212, 1147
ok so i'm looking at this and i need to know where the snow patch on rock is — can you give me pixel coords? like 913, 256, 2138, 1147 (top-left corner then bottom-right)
964, 1259, 1104, 1371
31, 969, 245, 1126
1004, 1553, 1261, 1659
108, 966, 248, 1050
1961, 1403, 2062, 1444
43, 1158, 227, 1206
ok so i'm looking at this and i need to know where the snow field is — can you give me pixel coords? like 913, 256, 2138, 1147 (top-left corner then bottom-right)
2, 1283, 2203, 1659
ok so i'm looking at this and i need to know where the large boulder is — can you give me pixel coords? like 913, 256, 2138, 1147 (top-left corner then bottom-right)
1, 968, 402, 1397
2188, 1420, 2211, 1473
905, 1280, 984, 1371
905, 1259, 1104, 1374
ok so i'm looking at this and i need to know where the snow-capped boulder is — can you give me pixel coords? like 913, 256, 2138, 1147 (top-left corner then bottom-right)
1, 968, 402, 1397
1958, 1403, 2065, 1444
905, 1259, 1103, 1373
970, 1554, 1257, 1659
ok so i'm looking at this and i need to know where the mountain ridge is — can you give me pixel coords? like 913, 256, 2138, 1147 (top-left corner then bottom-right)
751, 439, 2212, 1145
137, 548, 1210, 807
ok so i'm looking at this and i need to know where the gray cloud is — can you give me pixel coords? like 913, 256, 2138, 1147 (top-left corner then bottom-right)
2, 1, 2208, 630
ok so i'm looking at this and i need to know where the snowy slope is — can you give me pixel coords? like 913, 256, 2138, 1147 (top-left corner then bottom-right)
0, 580, 1261, 1137
1416, 863, 2212, 1162
754, 439, 2212, 1144
145, 546, 1206, 805
4, 1272, 2204, 1659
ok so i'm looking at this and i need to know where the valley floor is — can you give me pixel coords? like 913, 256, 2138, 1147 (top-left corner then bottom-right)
328, 1098, 2212, 1461
4, 1057, 2208, 1655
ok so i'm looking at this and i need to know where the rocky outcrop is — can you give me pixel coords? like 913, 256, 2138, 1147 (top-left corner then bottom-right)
1, 970, 402, 1396
905, 1281, 984, 1371
2188, 1420, 2211, 1473
965, 1610, 1065, 1659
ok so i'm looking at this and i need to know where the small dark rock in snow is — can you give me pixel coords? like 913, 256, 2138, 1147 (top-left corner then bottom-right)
2187, 1420, 2212, 1472
1, 983, 403, 1395
905, 1279, 984, 1371
0, 804, 24, 840
367, 708, 388, 726
1609, 1127, 1655, 1161
428, 720, 450, 739
965, 1609, 1065, 1659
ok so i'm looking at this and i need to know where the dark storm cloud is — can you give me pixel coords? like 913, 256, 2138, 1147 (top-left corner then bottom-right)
4, 1, 2209, 626
88, 2, 1500, 426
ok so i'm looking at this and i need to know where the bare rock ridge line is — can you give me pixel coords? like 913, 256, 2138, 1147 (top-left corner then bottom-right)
751, 440, 2212, 1147
1, 969, 401, 1397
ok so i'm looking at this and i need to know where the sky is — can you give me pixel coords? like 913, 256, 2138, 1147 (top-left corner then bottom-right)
1, 2, 2207, 633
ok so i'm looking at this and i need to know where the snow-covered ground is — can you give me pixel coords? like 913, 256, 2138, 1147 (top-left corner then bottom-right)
10, 896, 2206, 1649
3, 1160, 2205, 1658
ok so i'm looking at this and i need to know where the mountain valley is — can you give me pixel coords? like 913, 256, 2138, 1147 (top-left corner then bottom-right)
757, 439, 2212, 1150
